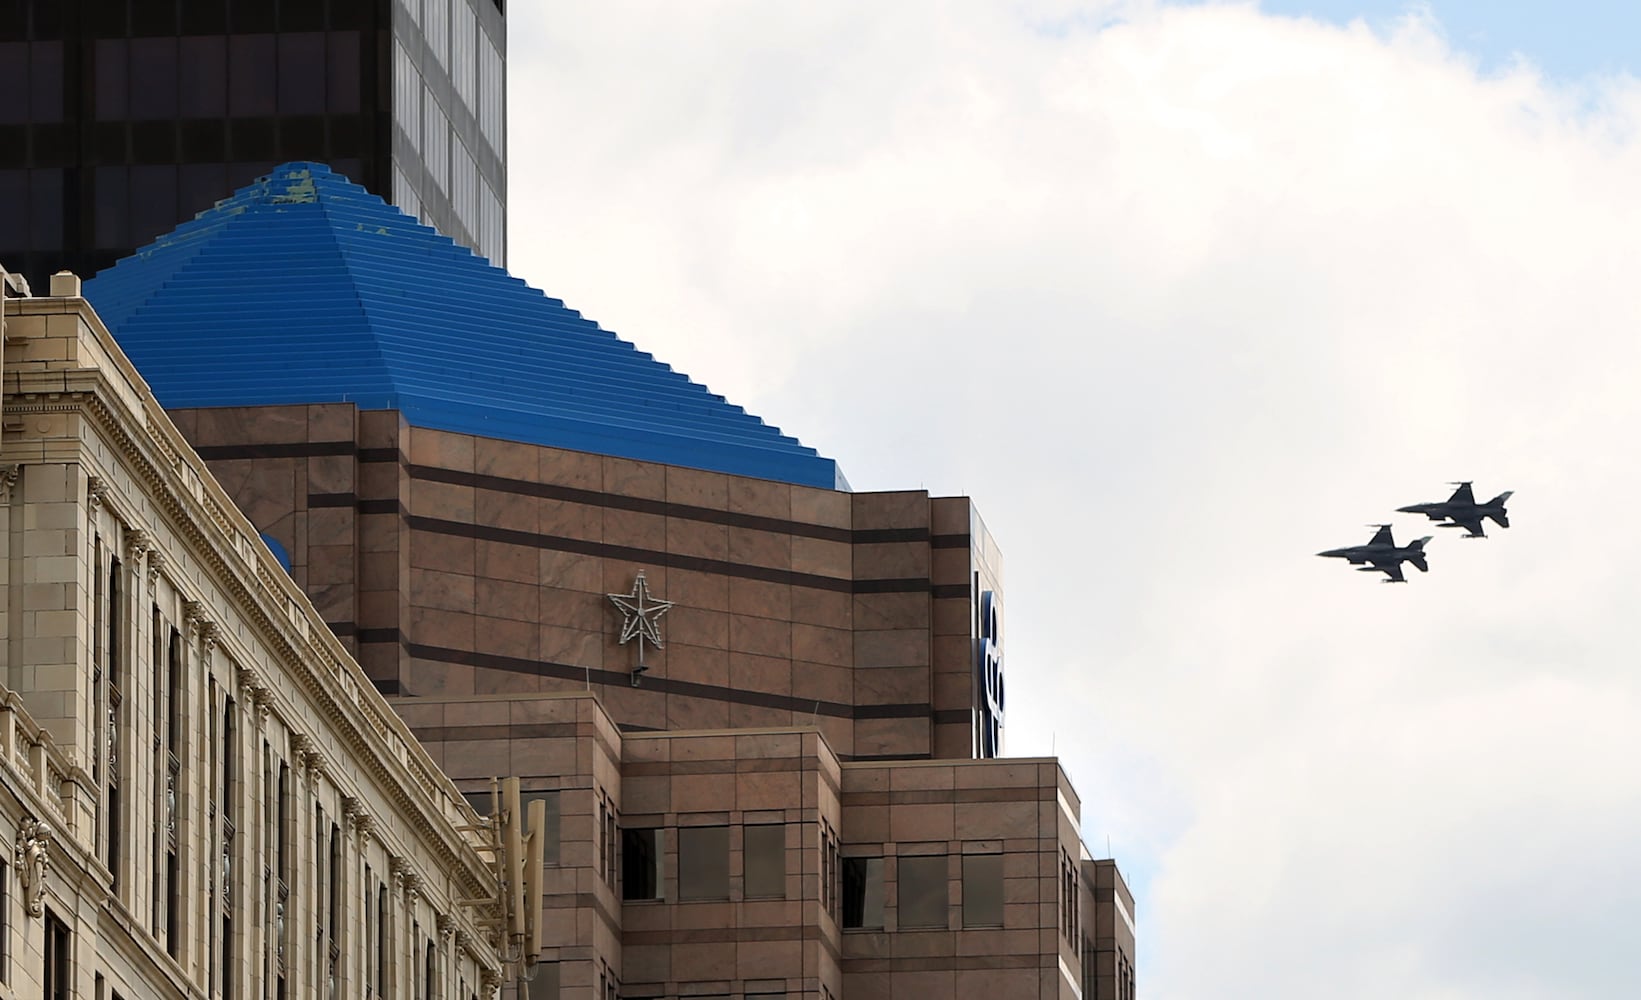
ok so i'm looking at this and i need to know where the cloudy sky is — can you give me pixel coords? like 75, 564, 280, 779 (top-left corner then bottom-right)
504, 3, 1641, 996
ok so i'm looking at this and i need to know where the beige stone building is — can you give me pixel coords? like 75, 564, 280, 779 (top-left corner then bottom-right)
0, 271, 508, 999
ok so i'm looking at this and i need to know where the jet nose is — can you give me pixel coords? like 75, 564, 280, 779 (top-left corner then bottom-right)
1395, 505, 1418, 513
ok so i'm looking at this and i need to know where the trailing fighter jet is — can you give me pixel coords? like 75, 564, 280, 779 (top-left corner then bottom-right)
1317, 525, 1433, 583
1397, 482, 1513, 538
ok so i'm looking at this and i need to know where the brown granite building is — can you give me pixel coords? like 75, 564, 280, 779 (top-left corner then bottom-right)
69, 164, 1136, 999
171, 407, 1003, 764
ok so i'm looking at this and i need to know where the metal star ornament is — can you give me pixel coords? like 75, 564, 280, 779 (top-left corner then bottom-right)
608, 570, 673, 683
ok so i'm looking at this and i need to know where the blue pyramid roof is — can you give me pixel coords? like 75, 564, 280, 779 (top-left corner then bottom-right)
84, 162, 846, 490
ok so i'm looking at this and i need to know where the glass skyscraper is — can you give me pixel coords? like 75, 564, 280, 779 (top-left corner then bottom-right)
0, 0, 506, 289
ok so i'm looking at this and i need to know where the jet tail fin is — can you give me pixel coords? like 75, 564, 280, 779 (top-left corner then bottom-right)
1409, 554, 1429, 573
1487, 492, 1512, 528
1489, 491, 1513, 506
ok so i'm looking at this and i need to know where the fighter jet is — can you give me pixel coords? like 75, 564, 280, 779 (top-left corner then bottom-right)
1397, 482, 1513, 538
1317, 525, 1433, 583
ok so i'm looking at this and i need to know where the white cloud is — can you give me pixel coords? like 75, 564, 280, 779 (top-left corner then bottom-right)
506, 3, 1641, 996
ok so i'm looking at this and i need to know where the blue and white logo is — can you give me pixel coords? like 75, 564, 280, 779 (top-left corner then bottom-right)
977, 590, 1005, 758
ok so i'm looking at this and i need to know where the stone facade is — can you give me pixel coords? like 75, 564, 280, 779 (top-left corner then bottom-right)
413, 690, 1111, 1000
0, 278, 507, 998
169, 408, 1006, 763
1, 268, 1137, 999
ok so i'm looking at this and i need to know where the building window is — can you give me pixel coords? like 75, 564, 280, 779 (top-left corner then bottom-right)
451, 0, 476, 109
678, 826, 729, 901
327, 824, 341, 998
821, 823, 839, 919
0, 863, 8, 982
744, 825, 785, 899
841, 856, 884, 929
394, 40, 420, 153
105, 556, 124, 889
376, 883, 388, 991
363, 866, 375, 997
962, 854, 1004, 928
424, 939, 435, 1000
1060, 849, 1080, 944
165, 626, 183, 957
620, 828, 662, 901
274, 761, 290, 990
897, 855, 948, 929
43, 910, 69, 1000
601, 795, 617, 888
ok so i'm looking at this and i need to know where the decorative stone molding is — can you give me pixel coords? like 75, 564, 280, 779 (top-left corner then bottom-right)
14, 817, 50, 917
237, 665, 262, 696
200, 622, 221, 653
436, 913, 455, 940
390, 855, 427, 901
0, 464, 18, 503
238, 667, 270, 724
343, 796, 375, 846
290, 733, 327, 782
86, 476, 108, 513
146, 550, 165, 585
183, 600, 209, 638
125, 529, 154, 562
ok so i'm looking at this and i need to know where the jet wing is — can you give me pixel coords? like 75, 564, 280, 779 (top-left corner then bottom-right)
1373, 561, 1406, 583
1367, 525, 1395, 546
1449, 513, 1486, 537
1447, 482, 1476, 505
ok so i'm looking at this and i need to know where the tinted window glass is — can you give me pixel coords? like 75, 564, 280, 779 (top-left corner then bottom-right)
28, 169, 62, 250
93, 166, 129, 248
94, 39, 128, 120
621, 828, 662, 901
678, 826, 728, 901
0, 44, 26, 124
179, 36, 226, 118
744, 825, 785, 899
0, 170, 25, 248
898, 855, 947, 929
228, 34, 275, 116
962, 854, 1004, 927
277, 32, 325, 114
180, 162, 227, 218
841, 856, 884, 929
129, 37, 179, 120
327, 31, 360, 113
129, 165, 178, 246
29, 42, 61, 122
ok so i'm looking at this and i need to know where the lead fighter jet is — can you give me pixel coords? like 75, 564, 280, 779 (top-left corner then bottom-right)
1317, 525, 1433, 583
1397, 482, 1512, 538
